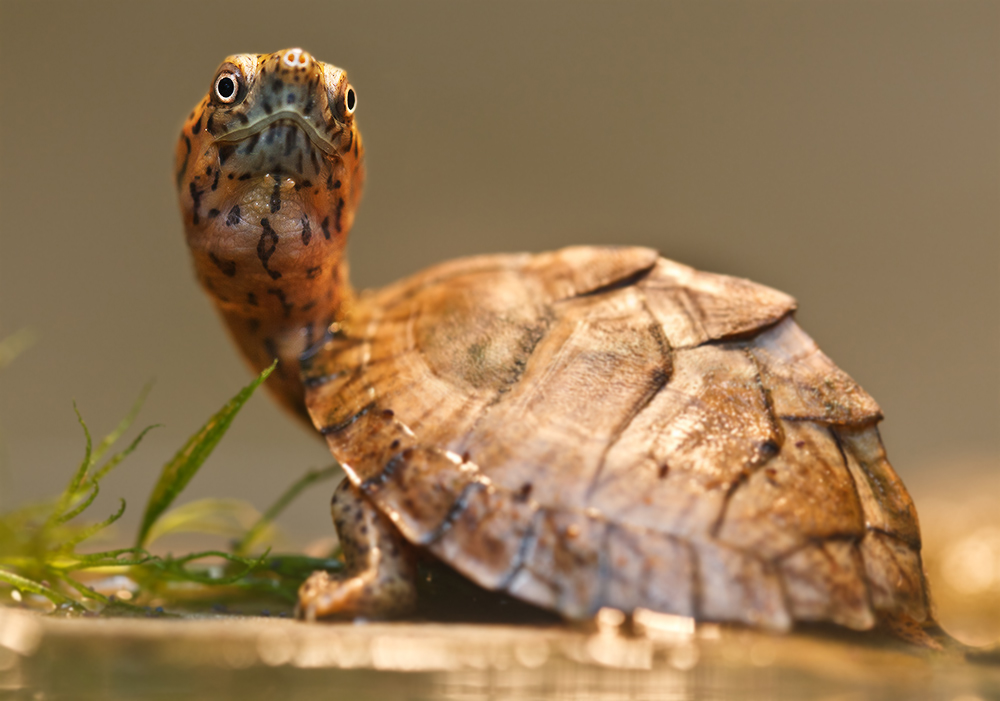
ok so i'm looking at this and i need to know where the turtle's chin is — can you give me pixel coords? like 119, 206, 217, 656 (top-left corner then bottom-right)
217, 118, 337, 181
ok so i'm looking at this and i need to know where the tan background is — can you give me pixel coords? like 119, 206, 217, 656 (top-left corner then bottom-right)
0, 1, 997, 543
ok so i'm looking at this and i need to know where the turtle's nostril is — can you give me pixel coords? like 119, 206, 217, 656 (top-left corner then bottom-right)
283, 48, 312, 69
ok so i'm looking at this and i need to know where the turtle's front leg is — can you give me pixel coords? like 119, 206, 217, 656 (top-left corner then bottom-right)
297, 479, 418, 620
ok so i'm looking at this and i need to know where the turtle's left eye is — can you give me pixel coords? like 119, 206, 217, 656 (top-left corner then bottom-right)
215, 72, 240, 103
339, 84, 357, 118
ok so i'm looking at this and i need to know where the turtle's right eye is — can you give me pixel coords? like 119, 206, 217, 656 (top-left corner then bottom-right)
214, 72, 240, 103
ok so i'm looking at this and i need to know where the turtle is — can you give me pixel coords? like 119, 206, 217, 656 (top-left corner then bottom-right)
176, 48, 930, 635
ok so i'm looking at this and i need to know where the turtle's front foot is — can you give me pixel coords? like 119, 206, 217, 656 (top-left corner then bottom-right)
297, 479, 417, 621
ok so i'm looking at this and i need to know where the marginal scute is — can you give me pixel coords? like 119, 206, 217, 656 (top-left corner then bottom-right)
859, 530, 928, 622
714, 419, 865, 560
603, 525, 695, 617
835, 425, 921, 548
359, 446, 477, 545
506, 508, 607, 619
696, 540, 792, 631
429, 482, 537, 589
745, 317, 882, 425
640, 258, 797, 348
778, 540, 875, 630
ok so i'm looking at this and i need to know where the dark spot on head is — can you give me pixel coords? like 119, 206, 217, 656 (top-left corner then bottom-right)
320, 216, 331, 240
207, 208, 220, 219
256, 218, 282, 280
247, 291, 258, 306
188, 182, 203, 224
515, 483, 533, 502
190, 112, 202, 135
263, 337, 278, 359
247, 318, 261, 333
305, 266, 321, 278
239, 173, 252, 181
226, 205, 242, 226
211, 169, 220, 191
241, 132, 260, 154
218, 143, 236, 166
208, 252, 236, 277
381, 409, 395, 419
300, 216, 312, 246
237, 112, 250, 126
390, 439, 400, 450
267, 287, 293, 318
795, 440, 806, 448
269, 182, 281, 213
334, 197, 344, 233
658, 464, 669, 479
286, 92, 296, 105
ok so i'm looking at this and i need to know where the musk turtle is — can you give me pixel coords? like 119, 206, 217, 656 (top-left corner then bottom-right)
176, 49, 929, 634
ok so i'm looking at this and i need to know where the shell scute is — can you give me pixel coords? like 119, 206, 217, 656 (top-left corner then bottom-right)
778, 540, 875, 630
603, 525, 695, 618
744, 316, 882, 425
714, 419, 866, 560
505, 508, 607, 619
695, 540, 792, 631
639, 258, 797, 348
455, 287, 671, 510
859, 530, 928, 622
429, 482, 538, 590
359, 446, 478, 545
590, 344, 779, 538
836, 425, 921, 548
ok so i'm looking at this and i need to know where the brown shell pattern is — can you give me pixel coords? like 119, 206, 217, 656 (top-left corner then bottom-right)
302, 246, 926, 630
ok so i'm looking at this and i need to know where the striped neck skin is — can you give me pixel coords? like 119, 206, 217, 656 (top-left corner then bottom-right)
176, 49, 364, 419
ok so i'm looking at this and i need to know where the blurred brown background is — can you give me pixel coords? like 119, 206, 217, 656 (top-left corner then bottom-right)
0, 1, 997, 544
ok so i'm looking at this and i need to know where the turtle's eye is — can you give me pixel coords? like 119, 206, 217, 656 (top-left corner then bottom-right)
214, 72, 240, 104
341, 84, 357, 118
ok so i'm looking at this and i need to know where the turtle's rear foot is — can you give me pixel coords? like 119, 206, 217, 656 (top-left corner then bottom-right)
297, 479, 417, 620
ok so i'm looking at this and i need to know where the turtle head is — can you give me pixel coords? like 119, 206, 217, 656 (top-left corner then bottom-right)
175, 49, 364, 418
190, 49, 360, 179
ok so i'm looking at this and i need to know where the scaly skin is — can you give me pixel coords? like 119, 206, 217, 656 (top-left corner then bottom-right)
175, 48, 363, 420
177, 49, 417, 616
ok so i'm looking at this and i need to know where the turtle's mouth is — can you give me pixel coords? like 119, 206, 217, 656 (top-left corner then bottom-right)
216, 111, 340, 157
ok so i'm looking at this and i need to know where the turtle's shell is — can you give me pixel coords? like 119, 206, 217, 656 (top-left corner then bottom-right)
301, 246, 926, 630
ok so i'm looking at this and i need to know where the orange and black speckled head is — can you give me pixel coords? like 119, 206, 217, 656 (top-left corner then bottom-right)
176, 49, 364, 418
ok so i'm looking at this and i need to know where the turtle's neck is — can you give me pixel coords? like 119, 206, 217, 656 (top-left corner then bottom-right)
184, 174, 356, 422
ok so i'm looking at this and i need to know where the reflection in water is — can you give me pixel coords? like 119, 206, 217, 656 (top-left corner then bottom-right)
1, 608, 998, 701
